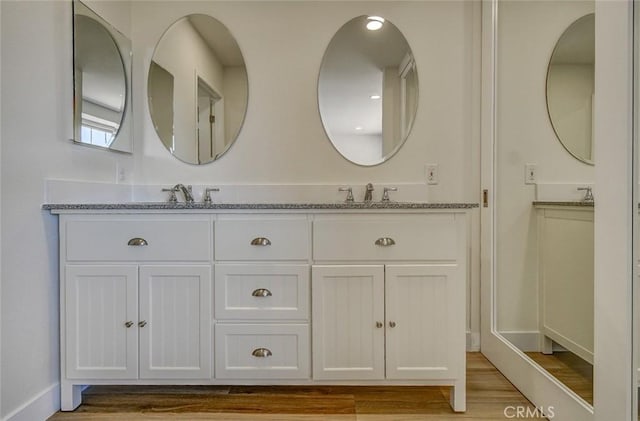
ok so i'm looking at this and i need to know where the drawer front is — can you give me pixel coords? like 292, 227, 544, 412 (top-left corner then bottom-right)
313, 214, 458, 261
215, 216, 309, 261
214, 324, 310, 379
215, 264, 309, 320
65, 217, 211, 262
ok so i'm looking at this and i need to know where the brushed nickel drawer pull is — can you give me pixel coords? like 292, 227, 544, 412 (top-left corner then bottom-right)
252, 288, 273, 297
375, 237, 395, 247
138, 320, 147, 328
125, 321, 134, 328
250, 237, 271, 246
252, 347, 272, 358
128, 238, 148, 246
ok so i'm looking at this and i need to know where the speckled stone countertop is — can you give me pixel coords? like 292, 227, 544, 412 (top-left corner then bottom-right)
43, 202, 479, 211
533, 201, 594, 207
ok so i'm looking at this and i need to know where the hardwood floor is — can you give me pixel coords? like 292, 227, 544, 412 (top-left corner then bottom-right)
526, 351, 593, 405
49, 353, 537, 420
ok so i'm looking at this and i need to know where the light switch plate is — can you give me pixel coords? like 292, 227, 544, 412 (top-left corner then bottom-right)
524, 163, 537, 184
425, 164, 439, 185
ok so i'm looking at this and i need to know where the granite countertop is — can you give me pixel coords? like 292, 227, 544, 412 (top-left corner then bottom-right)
43, 202, 480, 211
533, 201, 594, 207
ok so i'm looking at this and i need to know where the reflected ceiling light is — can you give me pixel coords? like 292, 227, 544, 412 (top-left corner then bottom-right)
355, 126, 364, 131
366, 16, 384, 31
370, 94, 381, 100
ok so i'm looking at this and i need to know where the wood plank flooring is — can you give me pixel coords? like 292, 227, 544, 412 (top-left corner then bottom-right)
49, 353, 537, 420
526, 351, 593, 405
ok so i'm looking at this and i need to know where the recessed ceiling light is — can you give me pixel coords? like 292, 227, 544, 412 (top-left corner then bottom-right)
366, 16, 385, 31
370, 94, 381, 100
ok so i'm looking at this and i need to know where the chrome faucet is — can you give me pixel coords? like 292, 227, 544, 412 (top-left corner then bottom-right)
173, 184, 194, 203
364, 183, 374, 202
577, 186, 594, 202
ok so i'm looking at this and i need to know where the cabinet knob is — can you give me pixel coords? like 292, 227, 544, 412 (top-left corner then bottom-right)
252, 288, 273, 297
376, 321, 383, 328
389, 321, 397, 328
250, 237, 271, 246
128, 238, 148, 246
124, 321, 134, 328
138, 320, 147, 328
252, 347, 272, 358
375, 237, 395, 247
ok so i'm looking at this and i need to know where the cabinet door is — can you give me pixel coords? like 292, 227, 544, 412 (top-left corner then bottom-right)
65, 265, 138, 379
312, 265, 384, 380
385, 264, 463, 380
139, 265, 212, 379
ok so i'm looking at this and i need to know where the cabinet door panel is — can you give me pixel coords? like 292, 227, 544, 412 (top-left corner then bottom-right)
65, 265, 138, 379
312, 265, 384, 380
385, 264, 463, 380
139, 265, 212, 379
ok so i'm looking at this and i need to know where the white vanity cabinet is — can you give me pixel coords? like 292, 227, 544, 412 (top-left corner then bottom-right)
311, 213, 467, 412
59, 215, 213, 410
49, 206, 471, 413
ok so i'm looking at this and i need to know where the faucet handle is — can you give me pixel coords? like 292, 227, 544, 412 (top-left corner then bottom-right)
161, 187, 178, 203
203, 187, 220, 204
381, 187, 398, 202
577, 186, 594, 202
338, 187, 354, 202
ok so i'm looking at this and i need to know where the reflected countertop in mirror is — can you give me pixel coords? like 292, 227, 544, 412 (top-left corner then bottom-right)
148, 14, 248, 165
318, 15, 418, 166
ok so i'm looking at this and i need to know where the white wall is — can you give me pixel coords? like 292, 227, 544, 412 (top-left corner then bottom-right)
132, 1, 480, 202
495, 1, 594, 336
0, 1, 133, 419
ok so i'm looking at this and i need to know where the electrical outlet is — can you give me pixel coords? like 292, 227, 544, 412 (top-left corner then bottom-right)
425, 164, 439, 185
116, 164, 127, 183
524, 163, 537, 184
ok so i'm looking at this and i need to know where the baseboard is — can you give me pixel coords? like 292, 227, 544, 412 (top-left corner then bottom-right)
466, 331, 480, 351
499, 331, 540, 352
2, 383, 60, 421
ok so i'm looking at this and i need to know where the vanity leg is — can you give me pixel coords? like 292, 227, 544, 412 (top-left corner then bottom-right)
60, 382, 83, 411
541, 335, 553, 355
450, 380, 466, 412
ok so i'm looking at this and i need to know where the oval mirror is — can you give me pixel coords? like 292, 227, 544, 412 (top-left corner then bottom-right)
148, 14, 248, 165
318, 16, 418, 166
546, 13, 595, 165
73, 0, 132, 153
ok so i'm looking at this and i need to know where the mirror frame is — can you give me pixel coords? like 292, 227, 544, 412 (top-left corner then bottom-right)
71, 0, 132, 153
480, 1, 594, 419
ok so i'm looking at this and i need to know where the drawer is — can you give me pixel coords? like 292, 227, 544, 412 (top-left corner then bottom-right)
313, 214, 458, 261
64, 217, 211, 262
215, 264, 309, 320
215, 216, 309, 261
214, 324, 310, 379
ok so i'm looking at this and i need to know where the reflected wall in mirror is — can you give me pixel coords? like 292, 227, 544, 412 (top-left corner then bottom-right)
318, 15, 418, 166
148, 14, 248, 165
495, 0, 594, 408
546, 13, 595, 165
73, 0, 132, 153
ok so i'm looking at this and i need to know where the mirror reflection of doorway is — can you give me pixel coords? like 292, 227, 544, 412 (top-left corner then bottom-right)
197, 77, 223, 164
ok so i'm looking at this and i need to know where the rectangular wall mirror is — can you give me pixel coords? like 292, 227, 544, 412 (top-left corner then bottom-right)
72, 0, 132, 153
